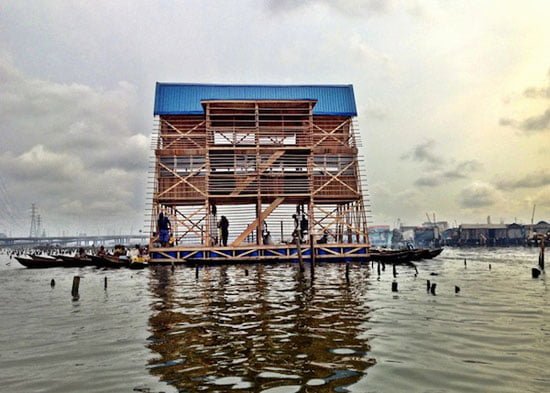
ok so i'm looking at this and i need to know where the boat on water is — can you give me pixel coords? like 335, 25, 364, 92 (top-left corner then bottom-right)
15, 249, 150, 269
89, 255, 129, 269
55, 254, 95, 268
128, 259, 148, 269
15, 254, 65, 269
370, 247, 444, 264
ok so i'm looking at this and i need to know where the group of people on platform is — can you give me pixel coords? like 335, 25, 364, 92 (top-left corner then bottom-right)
154, 205, 331, 248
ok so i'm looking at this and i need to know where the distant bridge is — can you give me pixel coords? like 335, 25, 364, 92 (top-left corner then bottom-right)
0, 234, 149, 248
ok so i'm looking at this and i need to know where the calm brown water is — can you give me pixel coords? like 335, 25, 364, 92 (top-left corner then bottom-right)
0, 248, 548, 392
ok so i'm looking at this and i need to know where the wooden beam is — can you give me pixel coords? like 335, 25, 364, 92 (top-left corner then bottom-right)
230, 150, 285, 196
231, 197, 285, 246
163, 119, 205, 149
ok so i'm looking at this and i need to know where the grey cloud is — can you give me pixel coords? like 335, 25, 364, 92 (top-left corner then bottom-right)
523, 68, 550, 99
414, 160, 482, 187
414, 176, 442, 187
500, 108, 550, 133
404, 141, 482, 187
0, 56, 147, 234
496, 170, 550, 190
524, 87, 550, 99
459, 183, 499, 208
501, 68, 550, 134
443, 160, 482, 179
401, 139, 444, 166
520, 109, 550, 132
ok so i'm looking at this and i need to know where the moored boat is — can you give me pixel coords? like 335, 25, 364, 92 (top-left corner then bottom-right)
56, 254, 95, 268
370, 247, 444, 264
90, 254, 130, 269
15, 254, 64, 268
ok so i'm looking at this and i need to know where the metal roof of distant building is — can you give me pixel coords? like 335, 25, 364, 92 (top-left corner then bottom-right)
154, 83, 357, 116
460, 224, 508, 229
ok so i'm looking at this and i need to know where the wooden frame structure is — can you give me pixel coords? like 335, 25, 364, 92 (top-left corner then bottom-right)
149, 84, 370, 263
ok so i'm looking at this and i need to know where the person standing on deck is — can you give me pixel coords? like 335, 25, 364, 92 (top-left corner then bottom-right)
218, 216, 229, 247
157, 212, 171, 247
300, 215, 309, 241
292, 214, 300, 241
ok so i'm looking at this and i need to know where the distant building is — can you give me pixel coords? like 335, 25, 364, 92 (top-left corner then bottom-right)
525, 221, 550, 236
459, 223, 527, 246
368, 225, 392, 248
399, 224, 440, 247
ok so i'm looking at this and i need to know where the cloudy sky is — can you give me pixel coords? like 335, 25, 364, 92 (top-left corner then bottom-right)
0, 0, 549, 236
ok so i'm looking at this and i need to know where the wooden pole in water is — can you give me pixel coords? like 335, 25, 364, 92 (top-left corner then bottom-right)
430, 282, 436, 295
392, 281, 398, 292
309, 234, 315, 279
104, 277, 107, 290
377, 262, 381, 276
392, 263, 397, 278
294, 234, 304, 273
195, 265, 199, 280
427, 280, 430, 292
539, 235, 544, 270
71, 276, 80, 298
345, 262, 350, 283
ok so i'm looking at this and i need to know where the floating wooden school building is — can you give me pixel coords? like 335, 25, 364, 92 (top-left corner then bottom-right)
148, 83, 370, 263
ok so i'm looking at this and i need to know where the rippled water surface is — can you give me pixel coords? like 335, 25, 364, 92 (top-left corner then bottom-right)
0, 248, 548, 392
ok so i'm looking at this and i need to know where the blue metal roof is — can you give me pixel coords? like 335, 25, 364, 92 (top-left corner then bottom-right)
154, 83, 357, 116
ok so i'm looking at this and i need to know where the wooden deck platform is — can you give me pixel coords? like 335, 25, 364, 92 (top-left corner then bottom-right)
149, 243, 370, 264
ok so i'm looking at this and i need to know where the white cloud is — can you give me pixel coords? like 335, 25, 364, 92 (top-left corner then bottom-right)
0, 55, 147, 235
458, 182, 503, 209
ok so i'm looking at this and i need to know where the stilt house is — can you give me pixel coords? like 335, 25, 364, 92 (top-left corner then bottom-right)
149, 83, 370, 262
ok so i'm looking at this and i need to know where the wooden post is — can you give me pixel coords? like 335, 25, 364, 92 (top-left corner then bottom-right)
464, 259, 467, 267
392, 281, 398, 292
309, 234, 315, 279
195, 265, 199, 280
430, 283, 436, 295
426, 280, 431, 292
50, 279, 55, 287
280, 220, 284, 243
295, 235, 304, 272
104, 277, 107, 290
539, 235, 544, 270
377, 262, 381, 276
532, 267, 541, 278
455, 285, 460, 293
71, 276, 80, 298
345, 262, 350, 283
392, 263, 397, 278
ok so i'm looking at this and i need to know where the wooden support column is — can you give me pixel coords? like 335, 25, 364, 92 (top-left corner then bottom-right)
232, 197, 285, 247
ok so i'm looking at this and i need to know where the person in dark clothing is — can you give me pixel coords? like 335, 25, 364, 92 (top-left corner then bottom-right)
218, 216, 229, 247
300, 215, 309, 241
157, 212, 171, 247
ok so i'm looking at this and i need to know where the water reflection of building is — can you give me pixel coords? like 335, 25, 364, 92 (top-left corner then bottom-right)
147, 264, 375, 392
